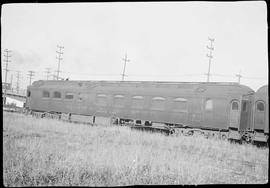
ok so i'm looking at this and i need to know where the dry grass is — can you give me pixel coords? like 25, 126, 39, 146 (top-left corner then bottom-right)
3, 111, 269, 186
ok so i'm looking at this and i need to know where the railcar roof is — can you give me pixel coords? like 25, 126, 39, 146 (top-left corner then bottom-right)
30, 80, 254, 94
31, 80, 248, 86
256, 85, 268, 94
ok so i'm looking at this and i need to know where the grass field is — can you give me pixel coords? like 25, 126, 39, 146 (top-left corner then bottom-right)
3, 111, 269, 186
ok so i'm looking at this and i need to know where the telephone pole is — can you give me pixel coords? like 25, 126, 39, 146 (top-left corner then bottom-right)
205, 37, 215, 82
121, 53, 130, 81
3, 49, 11, 104
45, 68, 51, 80
16, 71, 21, 94
27, 71, 35, 86
236, 71, 242, 84
56, 45, 64, 80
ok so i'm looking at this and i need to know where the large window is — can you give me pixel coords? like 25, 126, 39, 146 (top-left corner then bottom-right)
114, 94, 125, 107
256, 101, 265, 112
132, 96, 144, 109
173, 97, 187, 112
151, 97, 165, 110
96, 94, 107, 106
205, 99, 213, 110
231, 100, 239, 111
42, 90, 50, 98
53, 91, 61, 99
65, 93, 74, 100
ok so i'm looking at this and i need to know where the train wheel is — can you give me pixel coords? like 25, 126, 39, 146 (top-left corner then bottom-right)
187, 130, 194, 136
169, 129, 175, 135
221, 134, 227, 140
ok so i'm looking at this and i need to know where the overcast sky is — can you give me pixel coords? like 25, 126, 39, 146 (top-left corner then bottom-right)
1, 1, 268, 91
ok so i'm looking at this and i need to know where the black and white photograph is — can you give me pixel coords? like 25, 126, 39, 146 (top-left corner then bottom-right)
2, 1, 268, 186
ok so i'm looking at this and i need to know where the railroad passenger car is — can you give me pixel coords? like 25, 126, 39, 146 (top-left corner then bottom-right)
26, 80, 255, 140
252, 85, 268, 142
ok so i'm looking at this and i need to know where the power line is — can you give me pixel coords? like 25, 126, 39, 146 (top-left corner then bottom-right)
27, 71, 35, 85
56, 45, 64, 80
121, 53, 130, 81
45, 68, 51, 80
205, 37, 215, 82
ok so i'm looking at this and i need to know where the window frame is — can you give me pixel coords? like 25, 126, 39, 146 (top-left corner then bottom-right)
113, 94, 125, 107
151, 96, 166, 110
173, 97, 188, 112
256, 100, 265, 112
53, 91, 62, 99
42, 90, 50, 98
65, 92, 74, 100
96, 93, 107, 106
205, 99, 213, 111
241, 100, 248, 112
132, 95, 144, 109
231, 100, 239, 111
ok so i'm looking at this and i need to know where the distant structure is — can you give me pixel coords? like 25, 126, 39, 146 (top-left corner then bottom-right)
121, 53, 130, 81
27, 71, 35, 85
205, 37, 215, 82
10, 74, 13, 91
16, 71, 21, 94
56, 45, 64, 80
236, 71, 242, 84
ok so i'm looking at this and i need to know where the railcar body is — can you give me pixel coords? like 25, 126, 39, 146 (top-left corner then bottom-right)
26, 80, 255, 140
251, 85, 268, 142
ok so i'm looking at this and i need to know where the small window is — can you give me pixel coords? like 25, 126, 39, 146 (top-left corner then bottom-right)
256, 101, 265, 112
114, 94, 125, 107
97, 94, 106, 97
53, 91, 61, 98
231, 100, 239, 111
173, 98, 187, 112
174, 97, 187, 102
133, 96, 144, 100
132, 96, 144, 109
114, 94, 124, 98
153, 97, 165, 101
43, 91, 50, 98
205, 99, 213, 110
65, 93, 74, 100
151, 97, 165, 110
27, 90, 31, 97
96, 94, 107, 106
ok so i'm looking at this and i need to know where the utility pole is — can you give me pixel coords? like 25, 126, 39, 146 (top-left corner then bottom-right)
205, 37, 215, 82
121, 53, 130, 81
27, 71, 35, 86
56, 45, 64, 80
45, 68, 51, 80
236, 71, 242, 84
3, 49, 11, 105
16, 71, 21, 94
